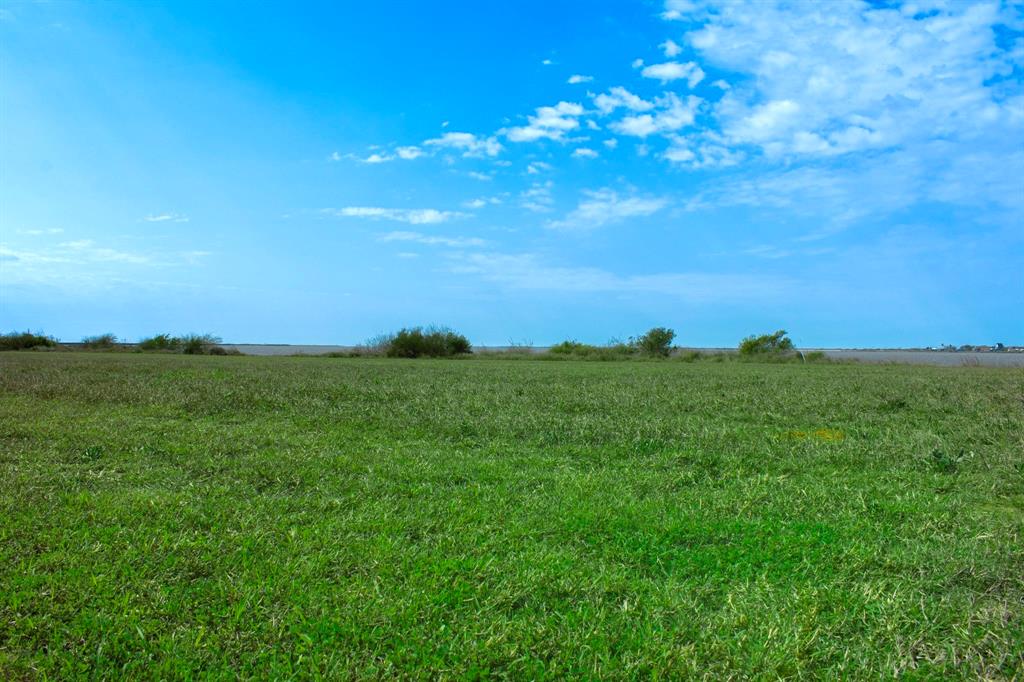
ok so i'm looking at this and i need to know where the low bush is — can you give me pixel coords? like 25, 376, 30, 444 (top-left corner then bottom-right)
0, 331, 57, 351
82, 333, 118, 350
545, 340, 636, 361
137, 333, 226, 355
138, 334, 182, 352
181, 334, 222, 355
739, 330, 795, 356
207, 345, 243, 356
382, 327, 472, 358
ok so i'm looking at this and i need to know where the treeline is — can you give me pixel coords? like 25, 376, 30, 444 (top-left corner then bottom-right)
0, 331, 238, 355
1, 327, 823, 362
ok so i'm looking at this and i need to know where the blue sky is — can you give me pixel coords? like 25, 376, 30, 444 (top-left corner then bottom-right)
1, 0, 1022, 347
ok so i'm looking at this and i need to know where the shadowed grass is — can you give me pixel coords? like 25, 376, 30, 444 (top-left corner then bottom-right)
1, 352, 1021, 678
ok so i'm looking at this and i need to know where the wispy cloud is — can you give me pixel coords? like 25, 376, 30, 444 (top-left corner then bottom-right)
379, 231, 486, 248
396, 146, 424, 160
17, 228, 64, 236
549, 188, 668, 230
567, 74, 594, 84
572, 148, 598, 159
505, 101, 584, 142
593, 87, 655, 115
609, 93, 701, 138
424, 132, 503, 158
640, 60, 704, 87
660, 39, 682, 58
448, 251, 793, 302
520, 181, 555, 213
144, 213, 189, 223
324, 207, 469, 224
462, 196, 502, 209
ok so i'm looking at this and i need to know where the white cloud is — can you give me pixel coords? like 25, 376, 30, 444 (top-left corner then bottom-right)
660, 39, 683, 57
380, 230, 486, 248
467, 171, 493, 181
593, 87, 655, 115
631, 58, 645, 69
683, 1, 1024, 159
572, 148, 598, 158
568, 74, 594, 84
610, 93, 701, 137
396, 146, 424, 160
506, 101, 585, 142
362, 153, 395, 164
520, 182, 554, 213
329, 151, 342, 162
325, 207, 468, 224
603, 138, 619, 149
17, 228, 64, 235
541, 59, 553, 65
640, 61, 705, 88
663, 133, 744, 168
424, 132, 503, 157
549, 188, 668, 230
661, 0, 699, 21
144, 213, 189, 223
461, 196, 502, 209
526, 161, 552, 174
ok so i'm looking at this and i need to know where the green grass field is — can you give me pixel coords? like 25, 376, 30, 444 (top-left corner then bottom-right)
1, 352, 1022, 678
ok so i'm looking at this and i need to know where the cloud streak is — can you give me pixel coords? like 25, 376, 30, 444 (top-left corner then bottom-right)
324, 207, 469, 224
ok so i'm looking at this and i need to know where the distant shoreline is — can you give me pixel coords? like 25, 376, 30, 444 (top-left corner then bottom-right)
205, 345, 1023, 366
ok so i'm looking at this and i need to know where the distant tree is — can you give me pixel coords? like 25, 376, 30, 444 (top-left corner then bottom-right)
738, 330, 795, 356
635, 327, 676, 357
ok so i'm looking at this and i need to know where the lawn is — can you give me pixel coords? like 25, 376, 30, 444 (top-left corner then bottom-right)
1, 352, 1022, 678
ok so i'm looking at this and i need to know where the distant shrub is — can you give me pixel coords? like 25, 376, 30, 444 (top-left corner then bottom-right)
82, 333, 118, 350
545, 340, 636, 361
674, 350, 704, 363
137, 333, 225, 355
739, 330, 795, 356
549, 340, 595, 355
207, 345, 243, 356
634, 327, 676, 357
0, 331, 57, 351
382, 326, 472, 358
138, 333, 182, 352
181, 334, 222, 355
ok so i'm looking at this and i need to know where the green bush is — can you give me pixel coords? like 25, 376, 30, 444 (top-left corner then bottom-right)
138, 334, 182, 352
137, 333, 224, 355
0, 331, 58, 351
738, 330, 795, 356
181, 334, 222, 355
545, 340, 636, 361
383, 327, 472, 358
548, 340, 595, 355
82, 333, 118, 350
634, 327, 676, 357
